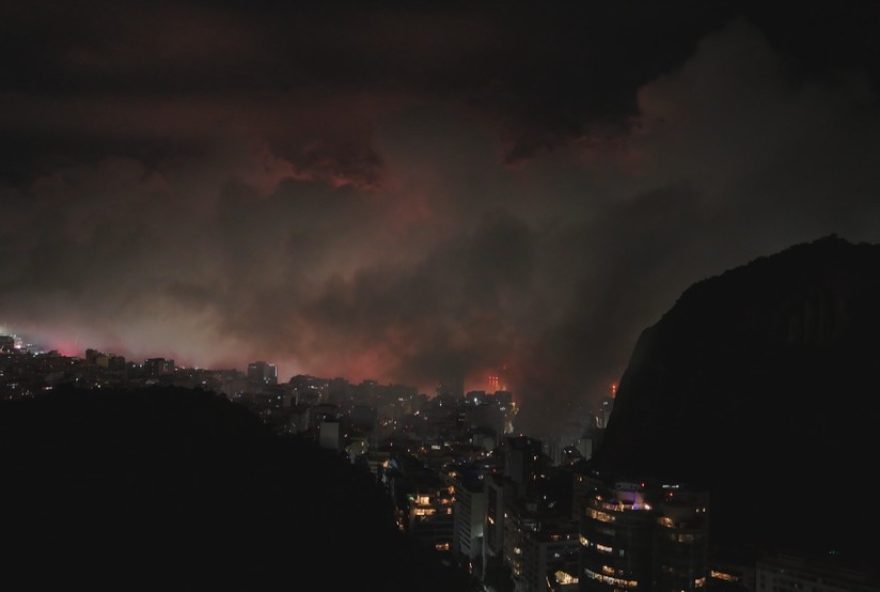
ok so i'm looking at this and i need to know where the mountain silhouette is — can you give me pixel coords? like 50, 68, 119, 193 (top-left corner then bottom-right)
596, 236, 880, 563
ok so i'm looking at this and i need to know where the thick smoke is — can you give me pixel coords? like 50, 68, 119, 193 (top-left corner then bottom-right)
2, 3, 880, 435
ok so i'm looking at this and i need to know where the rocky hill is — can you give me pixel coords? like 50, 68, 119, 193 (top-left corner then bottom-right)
595, 236, 880, 561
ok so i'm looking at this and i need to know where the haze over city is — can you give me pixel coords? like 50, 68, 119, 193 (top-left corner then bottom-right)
4, 3, 880, 434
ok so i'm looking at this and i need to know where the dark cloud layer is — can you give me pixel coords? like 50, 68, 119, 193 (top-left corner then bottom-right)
2, 3, 880, 434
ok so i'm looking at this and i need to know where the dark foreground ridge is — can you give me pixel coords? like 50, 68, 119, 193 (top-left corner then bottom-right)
0, 387, 474, 591
596, 235, 880, 565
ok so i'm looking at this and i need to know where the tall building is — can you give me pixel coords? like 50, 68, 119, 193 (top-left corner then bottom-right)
504, 436, 544, 497
488, 373, 504, 392
501, 502, 535, 588
468, 402, 505, 439
580, 482, 655, 592
406, 476, 455, 552
483, 474, 516, 584
247, 361, 278, 386
85, 349, 102, 365
579, 482, 710, 592
0, 335, 14, 353
653, 488, 709, 592
493, 478, 581, 592
504, 501, 581, 592
521, 521, 580, 592
453, 472, 487, 563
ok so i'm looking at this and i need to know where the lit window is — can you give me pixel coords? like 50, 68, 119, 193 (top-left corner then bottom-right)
554, 571, 578, 585
710, 571, 739, 583
583, 567, 638, 588
587, 508, 615, 523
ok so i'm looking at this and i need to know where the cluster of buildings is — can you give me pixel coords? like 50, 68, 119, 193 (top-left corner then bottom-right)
0, 340, 266, 400
2, 335, 876, 592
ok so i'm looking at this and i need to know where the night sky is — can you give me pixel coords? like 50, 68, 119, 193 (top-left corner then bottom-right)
2, 1, 880, 434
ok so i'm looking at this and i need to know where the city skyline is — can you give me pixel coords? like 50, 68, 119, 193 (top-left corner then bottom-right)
0, 324, 517, 395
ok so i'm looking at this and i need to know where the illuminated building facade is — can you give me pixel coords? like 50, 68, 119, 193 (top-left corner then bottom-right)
579, 481, 709, 592
406, 483, 455, 551
400, 469, 455, 552
494, 497, 580, 592
503, 505, 536, 587
521, 521, 580, 592
708, 562, 754, 592
580, 482, 655, 592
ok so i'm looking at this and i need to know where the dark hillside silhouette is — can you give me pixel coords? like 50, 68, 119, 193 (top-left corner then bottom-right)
596, 236, 880, 566
0, 387, 474, 591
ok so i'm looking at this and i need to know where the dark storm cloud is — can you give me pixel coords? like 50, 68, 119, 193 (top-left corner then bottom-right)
7, 1, 877, 170
2, 2, 880, 434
